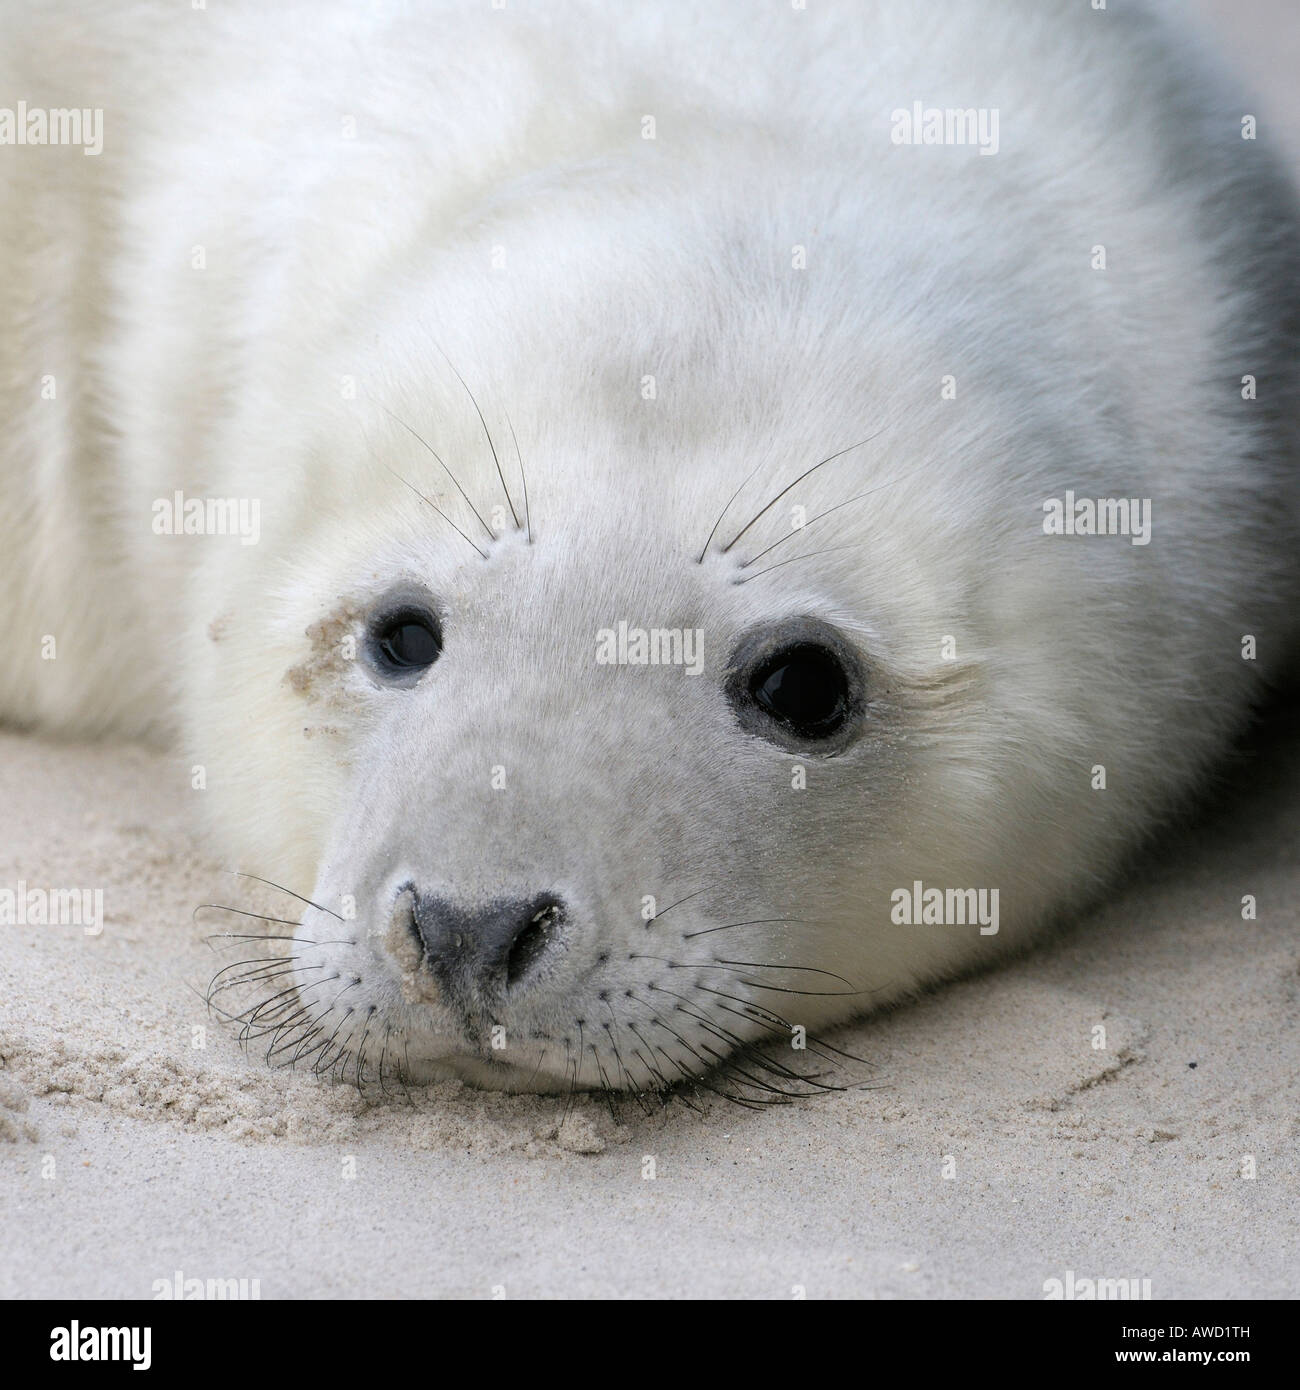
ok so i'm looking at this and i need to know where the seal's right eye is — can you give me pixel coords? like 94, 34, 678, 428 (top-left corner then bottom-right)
368, 607, 442, 681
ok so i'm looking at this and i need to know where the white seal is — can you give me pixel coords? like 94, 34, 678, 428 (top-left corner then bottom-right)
2, 1, 1297, 1095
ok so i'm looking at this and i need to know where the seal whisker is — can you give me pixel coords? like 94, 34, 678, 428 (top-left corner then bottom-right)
691, 1037, 812, 1103
630, 952, 857, 991
802, 1035, 875, 1069
198, 974, 322, 1040
695, 1080, 766, 1110
376, 1025, 393, 1099
692, 994, 824, 1070
639, 1017, 709, 1085
353, 1008, 376, 1089
692, 1054, 774, 1108
263, 1004, 327, 1065
601, 1017, 654, 1114
203, 929, 319, 944
263, 1004, 319, 1064
306, 983, 361, 1073
505, 412, 531, 543
641, 984, 825, 1092
237, 978, 319, 1037
267, 1011, 323, 1061
285, 1023, 328, 1069
202, 947, 301, 979
239, 974, 338, 1034
194, 904, 307, 930
719, 432, 883, 555
737, 467, 921, 570
204, 951, 296, 984
731, 978, 871, 998
624, 1019, 677, 1091
522, 1044, 551, 1092
203, 955, 307, 996
697, 458, 766, 564
694, 982, 795, 1031
681, 917, 824, 940
435, 348, 521, 533
224, 872, 345, 922
637, 1036, 706, 1112
590, 1046, 620, 1121
558, 1038, 580, 1125
328, 1041, 355, 1084
315, 1017, 354, 1078
710, 1050, 814, 1100
625, 1051, 670, 1105
384, 462, 490, 559
622, 1000, 784, 1106
686, 1023, 808, 1097
644, 886, 710, 928
733, 542, 862, 585
377, 402, 496, 542
675, 986, 865, 1089
622, 996, 733, 1107
713, 958, 858, 988
689, 988, 852, 1083
572, 1019, 588, 1099
625, 1027, 672, 1092
206, 963, 318, 1005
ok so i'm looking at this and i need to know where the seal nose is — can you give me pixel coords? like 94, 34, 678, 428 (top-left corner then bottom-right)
410, 891, 565, 996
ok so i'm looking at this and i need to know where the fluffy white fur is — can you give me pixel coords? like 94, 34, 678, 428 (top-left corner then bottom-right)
2, 0, 1297, 1091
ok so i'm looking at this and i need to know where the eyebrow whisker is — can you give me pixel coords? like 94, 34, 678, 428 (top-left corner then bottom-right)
436, 346, 521, 533
720, 430, 885, 556
377, 403, 496, 543
505, 412, 532, 543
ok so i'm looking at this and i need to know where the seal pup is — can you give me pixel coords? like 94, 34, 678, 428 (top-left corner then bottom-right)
1, 0, 1297, 1095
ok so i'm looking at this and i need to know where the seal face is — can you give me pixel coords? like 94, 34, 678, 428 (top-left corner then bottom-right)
3, 1, 1300, 1095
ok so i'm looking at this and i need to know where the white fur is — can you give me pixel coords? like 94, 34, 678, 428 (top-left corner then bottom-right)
2, 0, 1297, 1090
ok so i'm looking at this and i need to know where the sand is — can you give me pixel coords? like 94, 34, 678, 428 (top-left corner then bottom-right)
2, 0, 1298, 1300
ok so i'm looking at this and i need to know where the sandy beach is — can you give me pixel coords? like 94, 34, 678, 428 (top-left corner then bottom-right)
3, 698, 1298, 1298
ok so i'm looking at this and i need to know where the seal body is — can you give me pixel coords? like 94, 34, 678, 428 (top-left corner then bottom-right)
2, 1, 1298, 1091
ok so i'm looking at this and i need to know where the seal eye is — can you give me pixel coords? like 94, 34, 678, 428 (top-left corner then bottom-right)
748, 642, 850, 739
725, 617, 864, 750
370, 608, 442, 678
379, 619, 439, 668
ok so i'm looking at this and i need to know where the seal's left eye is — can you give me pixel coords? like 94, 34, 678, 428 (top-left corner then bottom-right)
370, 609, 442, 677
749, 642, 850, 739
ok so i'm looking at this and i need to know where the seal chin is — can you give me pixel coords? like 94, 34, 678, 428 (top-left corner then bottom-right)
401, 1049, 576, 1094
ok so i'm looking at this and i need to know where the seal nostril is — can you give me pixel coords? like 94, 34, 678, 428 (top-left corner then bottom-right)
411, 889, 566, 1000
506, 898, 563, 988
